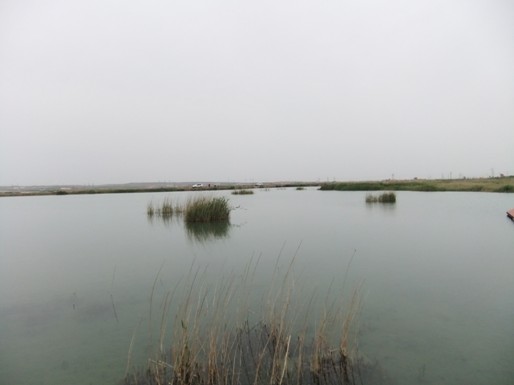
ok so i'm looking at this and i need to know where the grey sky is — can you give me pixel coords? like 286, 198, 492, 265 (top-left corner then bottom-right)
1, 0, 513, 185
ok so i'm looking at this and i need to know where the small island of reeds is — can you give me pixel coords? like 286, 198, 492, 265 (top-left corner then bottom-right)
365, 192, 396, 203
147, 196, 231, 223
184, 196, 230, 223
231, 189, 254, 195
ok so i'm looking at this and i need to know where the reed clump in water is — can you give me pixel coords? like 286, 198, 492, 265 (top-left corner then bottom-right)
124, 255, 365, 385
232, 189, 254, 195
147, 198, 183, 218
365, 192, 396, 203
184, 196, 230, 223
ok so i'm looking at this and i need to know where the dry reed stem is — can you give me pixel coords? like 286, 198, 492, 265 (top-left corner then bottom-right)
126, 254, 363, 385
149, 261, 166, 343
110, 266, 120, 323
125, 318, 143, 378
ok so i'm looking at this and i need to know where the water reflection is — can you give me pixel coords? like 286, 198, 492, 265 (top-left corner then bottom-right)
185, 221, 231, 244
147, 209, 231, 243
364, 201, 397, 215
147, 212, 181, 226
364, 201, 397, 209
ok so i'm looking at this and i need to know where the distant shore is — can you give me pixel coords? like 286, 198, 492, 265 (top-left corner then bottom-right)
0, 182, 317, 197
319, 176, 514, 193
1, 176, 512, 197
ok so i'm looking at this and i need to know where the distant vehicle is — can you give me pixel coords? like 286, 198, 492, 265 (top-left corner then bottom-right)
192, 184, 203, 189
255, 182, 264, 187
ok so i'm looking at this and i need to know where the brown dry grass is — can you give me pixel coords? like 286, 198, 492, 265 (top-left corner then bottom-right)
124, 255, 364, 385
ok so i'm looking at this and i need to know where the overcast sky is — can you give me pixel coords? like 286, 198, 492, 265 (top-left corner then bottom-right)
1, 0, 513, 185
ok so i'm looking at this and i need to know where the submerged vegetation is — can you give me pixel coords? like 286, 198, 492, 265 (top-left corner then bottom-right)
124, 257, 371, 385
365, 192, 396, 203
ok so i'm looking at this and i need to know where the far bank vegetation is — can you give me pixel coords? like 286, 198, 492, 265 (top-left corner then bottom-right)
320, 176, 514, 193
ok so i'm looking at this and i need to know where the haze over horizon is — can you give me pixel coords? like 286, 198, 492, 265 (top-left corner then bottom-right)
1, 0, 513, 186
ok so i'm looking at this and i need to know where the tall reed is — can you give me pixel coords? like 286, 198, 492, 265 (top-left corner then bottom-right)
184, 196, 231, 223
124, 255, 366, 385
147, 198, 183, 218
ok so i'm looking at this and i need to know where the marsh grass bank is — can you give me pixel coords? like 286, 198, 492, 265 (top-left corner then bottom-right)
319, 176, 514, 193
3, 177, 511, 198
0, 182, 320, 197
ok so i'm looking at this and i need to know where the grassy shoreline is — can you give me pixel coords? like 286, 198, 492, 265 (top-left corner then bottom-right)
319, 176, 514, 193
0, 182, 317, 197
1, 177, 513, 197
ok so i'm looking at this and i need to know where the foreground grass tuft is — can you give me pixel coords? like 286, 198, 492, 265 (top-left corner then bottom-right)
124, 257, 367, 385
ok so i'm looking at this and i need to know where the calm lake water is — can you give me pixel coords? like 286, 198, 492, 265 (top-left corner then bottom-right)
1, 188, 513, 385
